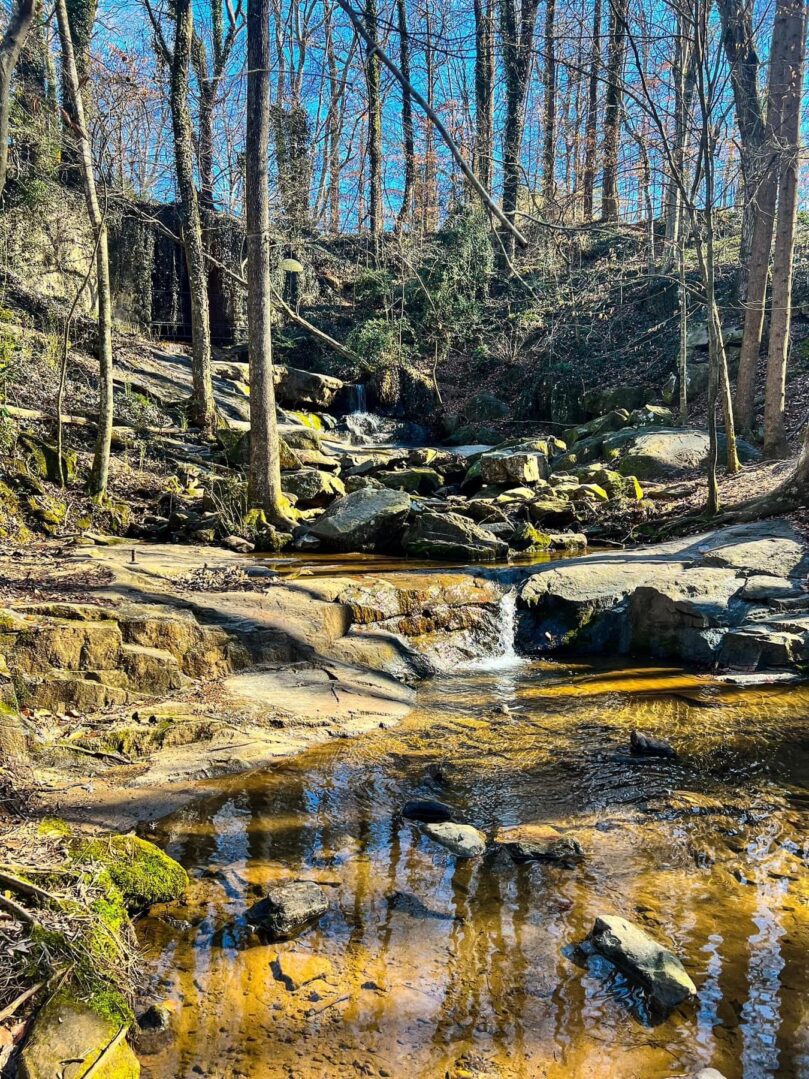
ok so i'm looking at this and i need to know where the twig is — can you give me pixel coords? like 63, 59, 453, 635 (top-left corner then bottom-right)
80, 1025, 129, 1079
0, 979, 46, 1022
54, 741, 132, 765
0, 870, 65, 905
0, 893, 36, 925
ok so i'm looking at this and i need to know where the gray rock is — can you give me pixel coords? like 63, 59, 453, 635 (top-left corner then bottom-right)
480, 450, 547, 486
19, 997, 140, 1079
309, 488, 411, 551
464, 391, 509, 421
402, 799, 456, 823
493, 823, 583, 864
275, 365, 343, 409
702, 535, 809, 579
422, 821, 486, 858
283, 468, 345, 507
607, 427, 758, 480
586, 914, 696, 1010
402, 510, 508, 561
246, 881, 328, 939
222, 534, 255, 553
630, 730, 676, 758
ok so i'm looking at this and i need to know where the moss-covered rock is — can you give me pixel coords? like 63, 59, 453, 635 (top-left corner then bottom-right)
19, 995, 140, 1079
76, 835, 188, 908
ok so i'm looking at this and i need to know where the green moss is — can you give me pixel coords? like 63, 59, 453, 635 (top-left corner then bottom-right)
38, 816, 71, 838
76, 834, 188, 907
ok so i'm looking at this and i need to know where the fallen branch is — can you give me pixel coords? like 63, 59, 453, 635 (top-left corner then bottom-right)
54, 741, 132, 765
0, 892, 36, 925
0, 979, 46, 1023
80, 1025, 129, 1079
0, 870, 64, 906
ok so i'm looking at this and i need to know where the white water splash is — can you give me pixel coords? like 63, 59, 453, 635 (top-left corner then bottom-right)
465, 588, 525, 672
344, 411, 401, 445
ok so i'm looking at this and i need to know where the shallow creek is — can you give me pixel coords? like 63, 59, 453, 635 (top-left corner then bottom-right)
137, 650, 809, 1079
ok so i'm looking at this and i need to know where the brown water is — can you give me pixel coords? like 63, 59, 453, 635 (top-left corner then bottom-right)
137, 660, 809, 1079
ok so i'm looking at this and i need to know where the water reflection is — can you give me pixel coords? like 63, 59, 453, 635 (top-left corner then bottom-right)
137, 661, 809, 1078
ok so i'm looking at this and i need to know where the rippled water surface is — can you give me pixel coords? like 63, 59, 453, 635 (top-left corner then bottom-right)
138, 660, 809, 1079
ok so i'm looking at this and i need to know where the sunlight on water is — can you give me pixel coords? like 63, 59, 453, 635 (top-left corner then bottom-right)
136, 661, 809, 1079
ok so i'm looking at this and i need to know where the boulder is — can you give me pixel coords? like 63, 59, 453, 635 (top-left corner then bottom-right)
605, 428, 758, 480
573, 466, 643, 500
274, 365, 343, 409
378, 467, 444, 495
629, 403, 676, 427
464, 391, 509, 421
309, 488, 411, 552
246, 881, 328, 939
445, 423, 502, 447
281, 426, 323, 451
528, 497, 578, 528
480, 450, 547, 485
402, 799, 456, 823
402, 511, 508, 561
582, 385, 651, 416
570, 482, 609, 503
717, 625, 805, 671
422, 821, 486, 858
19, 997, 140, 1079
585, 913, 696, 1010
493, 823, 583, 864
565, 409, 631, 446
283, 468, 345, 507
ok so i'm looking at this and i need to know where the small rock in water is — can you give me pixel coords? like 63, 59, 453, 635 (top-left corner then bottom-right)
630, 729, 676, 758
134, 1002, 174, 1054
222, 534, 255, 553
493, 823, 583, 865
246, 881, 328, 939
402, 798, 456, 823
245, 565, 278, 579
423, 821, 487, 858
585, 914, 696, 1010
493, 703, 510, 715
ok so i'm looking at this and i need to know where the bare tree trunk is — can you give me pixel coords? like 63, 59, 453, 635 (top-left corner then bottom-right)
661, 12, 695, 270
581, 0, 601, 221
498, 0, 540, 259
763, 0, 807, 459
734, 0, 795, 435
541, 0, 556, 205
192, 37, 216, 210
246, 0, 287, 522
473, 0, 494, 190
395, 0, 414, 230
169, 0, 217, 435
716, 0, 764, 302
363, 0, 383, 241
59, 0, 96, 185
601, 0, 627, 221
55, 0, 112, 496
0, 0, 38, 199
678, 240, 688, 423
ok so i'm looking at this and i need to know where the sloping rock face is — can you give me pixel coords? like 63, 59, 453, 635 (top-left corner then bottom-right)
309, 488, 411, 551
517, 520, 809, 671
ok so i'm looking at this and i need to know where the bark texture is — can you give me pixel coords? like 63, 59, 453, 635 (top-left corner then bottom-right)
0, 0, 38, 198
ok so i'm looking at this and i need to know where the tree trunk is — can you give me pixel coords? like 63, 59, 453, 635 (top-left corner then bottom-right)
246, 0, 287, 522
762, 0, 807, 459
325, 4, 342, 232
363, 0, 383, 240
0, 0, 38, 199
661, 13, 695, 270
601, 0, 627, 221
473, 0, 494, 190
169, 0, 217, 436
395, 0, 415, 230
55, 0, 112, 496
59, 0, 97, 185
734, 0, 795, 436
498, 0, 540, 259
716, 0, 765, 302
541, 0, 556, 206
192, 36, 216, 211
581, 0, 600, 221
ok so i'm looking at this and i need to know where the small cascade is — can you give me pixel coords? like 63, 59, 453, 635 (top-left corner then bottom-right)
344, 410, 402, 445
465, 588, 525, 672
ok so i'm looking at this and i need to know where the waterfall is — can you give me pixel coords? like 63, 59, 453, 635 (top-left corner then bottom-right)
344, 410, 400, 445
465, 588, 524, 671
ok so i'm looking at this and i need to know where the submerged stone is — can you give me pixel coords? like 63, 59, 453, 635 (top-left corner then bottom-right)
630, 730, 676, 758
585, 914, 697, 1010
402, 798, 456, 823
246, 881, 328, 939
493, 823, 583, 865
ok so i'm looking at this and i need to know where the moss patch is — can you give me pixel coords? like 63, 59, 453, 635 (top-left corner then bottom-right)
76, 834, 188, 907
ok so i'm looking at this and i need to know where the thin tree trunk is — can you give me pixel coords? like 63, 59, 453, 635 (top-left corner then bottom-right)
0, 0, 38, 199
661, 13, 695, 270
169, 0, 217, 435
246, 0, 287, 521
473, 0, 494, 190
325, 4, 341, 231
763, 0, 807, 459
541, 0, 556, 205
716, 0, 765, 302
363, 0, 383, 241
581, 0, 600, 221
55, 0, 112, 496
192, 37, 216, 210
395, 0, 414, 230
734, 0, 794, 435
601, 0, 627, 221
59, 0, 97, 185
678, 240, 688, 423
498, 0, 540, 259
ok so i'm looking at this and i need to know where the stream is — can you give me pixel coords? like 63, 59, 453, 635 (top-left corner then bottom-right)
135, 593, 809, 1078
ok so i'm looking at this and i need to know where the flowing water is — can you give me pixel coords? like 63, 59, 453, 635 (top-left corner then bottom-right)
137, 645, 809, 1079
